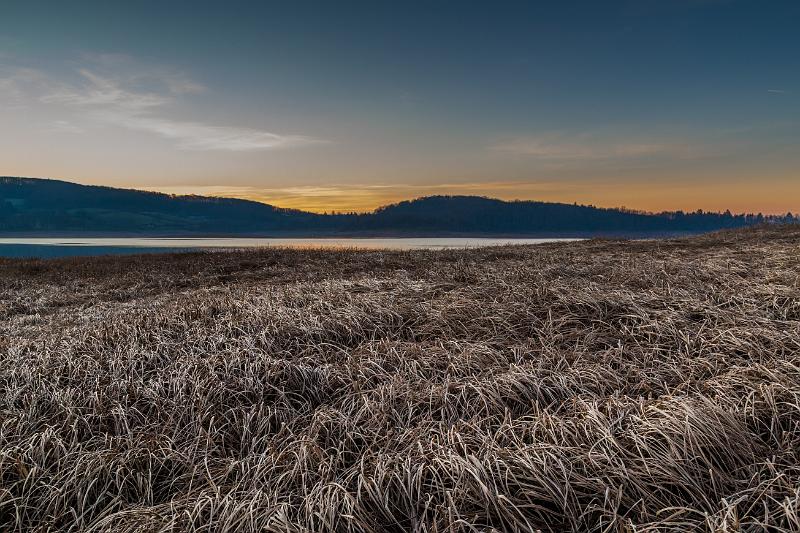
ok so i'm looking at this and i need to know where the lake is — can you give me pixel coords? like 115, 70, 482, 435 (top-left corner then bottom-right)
0, 237, 582, 258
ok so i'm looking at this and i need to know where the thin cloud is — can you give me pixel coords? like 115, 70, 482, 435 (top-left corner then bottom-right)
42, 69, 169, 109
79, 52, 207, 95
163, 76, 206, 95
101, 112, 321, 151
0, 57, 323, 151
767, 89, 788, 94
0, 66, 51, 104
47, 120, 85, 134
490, 133, 707, 161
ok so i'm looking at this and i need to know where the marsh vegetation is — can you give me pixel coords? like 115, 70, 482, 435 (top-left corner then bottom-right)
1, 226, 799, 531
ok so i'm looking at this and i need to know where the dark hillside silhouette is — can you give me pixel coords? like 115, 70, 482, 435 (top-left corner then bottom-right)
0, 177, 790, 236
0, 177, 323, 233
343, 196, 769, 234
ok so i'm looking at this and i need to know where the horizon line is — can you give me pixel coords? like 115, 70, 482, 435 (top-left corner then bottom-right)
2, 175, 795, 218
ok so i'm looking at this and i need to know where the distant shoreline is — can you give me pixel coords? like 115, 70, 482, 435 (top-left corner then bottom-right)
0, 236, 586, 259
0, 229, 700, 239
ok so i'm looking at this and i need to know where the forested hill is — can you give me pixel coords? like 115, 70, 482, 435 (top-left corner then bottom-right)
0, 177, 323, 233
0, 177, 793, 236
351, 196, 778, 234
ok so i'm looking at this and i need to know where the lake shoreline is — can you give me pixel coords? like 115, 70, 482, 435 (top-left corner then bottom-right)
0, 237, 586, 258
0, 229, 701, 239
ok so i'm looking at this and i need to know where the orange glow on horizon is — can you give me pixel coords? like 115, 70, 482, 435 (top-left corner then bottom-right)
143, 178, 800, 216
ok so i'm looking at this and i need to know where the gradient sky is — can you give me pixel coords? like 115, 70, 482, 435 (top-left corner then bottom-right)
1, 0, 798, 213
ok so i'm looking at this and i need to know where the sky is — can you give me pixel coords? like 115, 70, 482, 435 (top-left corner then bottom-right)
0, 0, 798, 214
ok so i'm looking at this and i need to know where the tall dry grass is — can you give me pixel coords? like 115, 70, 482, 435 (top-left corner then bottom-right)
1, 226, 800, 532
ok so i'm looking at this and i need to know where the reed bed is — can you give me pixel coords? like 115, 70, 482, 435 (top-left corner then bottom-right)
1, 226, 800, 532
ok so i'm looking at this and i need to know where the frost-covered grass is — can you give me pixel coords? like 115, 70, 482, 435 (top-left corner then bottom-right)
2, 226, 800, 532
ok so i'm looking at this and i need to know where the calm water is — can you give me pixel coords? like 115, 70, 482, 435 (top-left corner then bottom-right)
0, 237, 581, 258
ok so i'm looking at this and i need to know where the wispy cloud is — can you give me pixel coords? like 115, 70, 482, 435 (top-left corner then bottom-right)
490, 133, 709, 161
41, 69, 169, 109
0, 56, 324, 151
100, 112, 319, 151
47, 120, 85, 134
0, 66, 51, 105
80, 53, 207, 95
767, 89, 788, 94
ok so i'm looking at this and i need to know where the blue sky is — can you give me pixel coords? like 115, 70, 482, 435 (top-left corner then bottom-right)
1, 0, 798, 212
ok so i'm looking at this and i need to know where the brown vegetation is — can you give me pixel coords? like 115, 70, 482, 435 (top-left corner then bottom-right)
2, 226, 800, 532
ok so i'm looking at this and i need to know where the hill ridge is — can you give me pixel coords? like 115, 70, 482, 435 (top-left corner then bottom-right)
0, 176, 793, 236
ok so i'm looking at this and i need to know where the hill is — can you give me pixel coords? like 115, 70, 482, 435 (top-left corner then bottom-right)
0, 177, 322, 234
354, 195, 769, 234
0, 176, 789, 236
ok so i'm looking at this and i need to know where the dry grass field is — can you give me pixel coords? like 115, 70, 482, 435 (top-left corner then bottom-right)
2, 226, 800, 532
